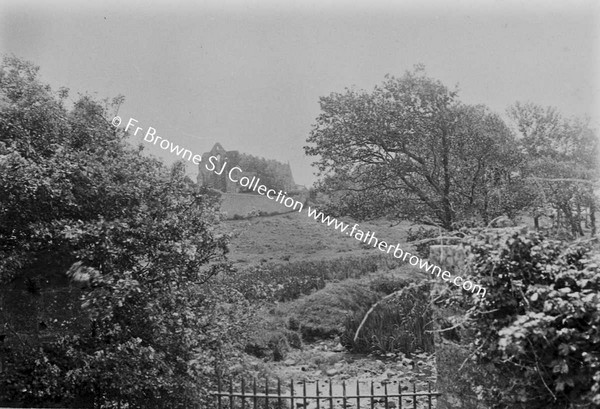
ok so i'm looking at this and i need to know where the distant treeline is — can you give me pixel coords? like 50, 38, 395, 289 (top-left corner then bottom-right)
238, 153, 296, 192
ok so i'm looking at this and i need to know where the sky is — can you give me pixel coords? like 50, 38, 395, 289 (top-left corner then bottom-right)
1, 0, 599, 186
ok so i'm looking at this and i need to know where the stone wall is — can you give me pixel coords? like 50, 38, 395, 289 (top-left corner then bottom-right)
429, 244, 491, 409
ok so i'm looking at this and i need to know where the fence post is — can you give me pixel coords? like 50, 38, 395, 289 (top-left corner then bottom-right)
217, 376, 222, 409
329, 379, 333, 409
230, 378, 234, 409
253, 378, 257, 409
428, 382, 432, 409
265, 377, 269, 409
277, 378, 282, 409
413, 382, 417, 409
316, 379, 321, 409
241, 378, 246, 409
303, 379, 308, 409
356, 379, 360, 409
398, 381, 402, 409
290, 378, 294, 409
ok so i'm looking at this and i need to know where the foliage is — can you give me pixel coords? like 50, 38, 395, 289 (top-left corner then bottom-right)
223, 254, 400, 302
406, 226, 444, 258
368, 273, 413, 295
507, 102, 599, 237
244, 330, 291, 362
283, 279, 380, 340
242, 309, 302, 362
304, 66, 526, 229
342, 282, 434, 355
452, 228, 600, 408
238, 153, 295, 192
0, 55, 247, 408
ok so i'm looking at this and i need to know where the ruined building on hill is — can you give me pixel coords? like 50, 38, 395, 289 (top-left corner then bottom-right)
197, 143, 297, 193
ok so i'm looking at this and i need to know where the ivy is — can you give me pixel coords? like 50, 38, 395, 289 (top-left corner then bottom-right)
453, 228, 600, 408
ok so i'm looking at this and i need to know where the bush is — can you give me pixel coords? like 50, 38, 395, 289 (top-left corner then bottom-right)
284, 330, 303, 349
287, 316, 300, 331
0, 55, 242, 408
244, 331, 290, 361
450, 228, 600, 408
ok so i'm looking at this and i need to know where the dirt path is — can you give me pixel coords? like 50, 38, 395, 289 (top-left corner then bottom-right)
252, 339, 437, 409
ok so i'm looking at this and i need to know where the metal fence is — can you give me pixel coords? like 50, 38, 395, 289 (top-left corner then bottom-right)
213, 377, 441, 409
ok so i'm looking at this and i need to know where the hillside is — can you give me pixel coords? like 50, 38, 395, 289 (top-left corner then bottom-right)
222, 210, 424, 266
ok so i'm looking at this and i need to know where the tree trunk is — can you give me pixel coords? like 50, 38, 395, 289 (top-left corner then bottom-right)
576, 202, 584, 236
533, 215, 540, 230
561, 203, 579, 237
482, 186, 489, 226
441, 124, 453, 230
591, 201, 596, 237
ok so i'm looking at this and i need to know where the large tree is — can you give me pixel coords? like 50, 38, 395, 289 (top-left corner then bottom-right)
304, 67, 525, 229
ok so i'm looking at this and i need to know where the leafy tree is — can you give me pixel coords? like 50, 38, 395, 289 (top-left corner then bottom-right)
0, 55, 247, 407
508, 102, 599, 236
304, 67, 526, 229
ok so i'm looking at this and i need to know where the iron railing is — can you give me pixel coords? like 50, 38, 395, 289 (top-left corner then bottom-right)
213, 377, 440, 409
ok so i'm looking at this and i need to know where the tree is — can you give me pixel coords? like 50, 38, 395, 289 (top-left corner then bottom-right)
508, 102, 599, 237
0, 55, 247, 407
304, 67, 525, 229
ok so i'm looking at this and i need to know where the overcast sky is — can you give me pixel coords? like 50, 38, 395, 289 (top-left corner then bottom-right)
1, 0, 599, 186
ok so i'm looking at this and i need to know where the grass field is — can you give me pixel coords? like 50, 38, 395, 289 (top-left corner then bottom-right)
221, 209, 425, 267
219, 192, 298, 218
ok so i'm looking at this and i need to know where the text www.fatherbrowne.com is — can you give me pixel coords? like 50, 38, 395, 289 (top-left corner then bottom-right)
113, 115, 486, 299
306, 208, 486, 299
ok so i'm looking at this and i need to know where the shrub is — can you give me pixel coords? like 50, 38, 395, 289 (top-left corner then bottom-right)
244, 331, 290, 361
287, 316, 300, 331
450, 228, 600, 408
0, 56, 241, 408
284, 330, 303, 349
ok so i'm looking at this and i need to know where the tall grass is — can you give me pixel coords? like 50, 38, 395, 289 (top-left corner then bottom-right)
341, 282, 434, 355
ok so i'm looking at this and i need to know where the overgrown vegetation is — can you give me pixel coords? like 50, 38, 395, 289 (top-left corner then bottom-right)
444, 229, 600, 408
282, 279, 381, 340
342, 281, 434, 355
0, 55, 246, 408
223, 254, 403, 302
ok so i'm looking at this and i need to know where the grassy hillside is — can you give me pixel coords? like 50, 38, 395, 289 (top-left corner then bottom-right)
221, 210, 425, 266
220, 192, 298, 218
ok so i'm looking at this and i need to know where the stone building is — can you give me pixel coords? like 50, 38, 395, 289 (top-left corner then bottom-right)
197, 143, 242, 192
